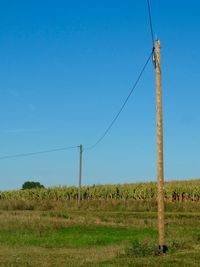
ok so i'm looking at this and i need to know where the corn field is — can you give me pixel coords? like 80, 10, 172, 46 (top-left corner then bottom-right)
1, 180, 200, 202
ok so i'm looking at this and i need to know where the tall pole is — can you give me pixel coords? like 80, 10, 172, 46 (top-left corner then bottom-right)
78, 144, 83, 207
155, 40, 167, 253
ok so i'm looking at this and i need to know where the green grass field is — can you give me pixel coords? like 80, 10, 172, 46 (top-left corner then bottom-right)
1, 200, 200, 266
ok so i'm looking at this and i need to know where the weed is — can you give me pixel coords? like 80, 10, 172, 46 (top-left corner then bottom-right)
119, 239, 158, 258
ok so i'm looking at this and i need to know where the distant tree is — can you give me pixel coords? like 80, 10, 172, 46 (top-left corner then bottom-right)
22, 181, 45, 190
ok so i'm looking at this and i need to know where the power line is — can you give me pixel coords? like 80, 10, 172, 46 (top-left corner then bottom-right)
0, 145, 79, 160
147, 0, 155, 47
0, 4, 156, 159
85, 50, 154, 152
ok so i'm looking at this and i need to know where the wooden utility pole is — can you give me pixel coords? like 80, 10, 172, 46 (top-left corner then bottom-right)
155, 40, 167, 253
78, 144, 83, 207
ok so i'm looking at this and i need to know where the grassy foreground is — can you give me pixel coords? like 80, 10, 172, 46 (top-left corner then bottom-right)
1, 200, 200, 266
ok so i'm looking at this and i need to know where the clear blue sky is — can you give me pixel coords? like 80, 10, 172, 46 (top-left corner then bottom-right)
0, 0, 200, 190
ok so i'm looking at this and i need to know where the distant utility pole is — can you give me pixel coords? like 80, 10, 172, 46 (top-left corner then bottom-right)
78, 144, 83, 207
155, 40, 167, 253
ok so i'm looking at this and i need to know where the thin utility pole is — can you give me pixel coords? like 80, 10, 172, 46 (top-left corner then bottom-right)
78, 144, 83, 207
155, 40, 167, 253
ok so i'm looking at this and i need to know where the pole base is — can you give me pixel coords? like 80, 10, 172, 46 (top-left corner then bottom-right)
159, 245, 168, 254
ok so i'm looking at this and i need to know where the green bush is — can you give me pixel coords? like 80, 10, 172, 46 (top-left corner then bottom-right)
22, 181, 45, 190
120, 239, 158, 258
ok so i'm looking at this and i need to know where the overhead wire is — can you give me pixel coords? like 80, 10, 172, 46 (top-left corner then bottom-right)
147, 0, 157, 69
0, 145, 79, 160
84, 1, 156, 152
1, 2, 156, 159
147, 0, 155, 47
84, 50, 154, 152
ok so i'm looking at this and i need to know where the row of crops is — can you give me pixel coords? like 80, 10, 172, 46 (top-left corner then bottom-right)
1, 180, 200, 202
